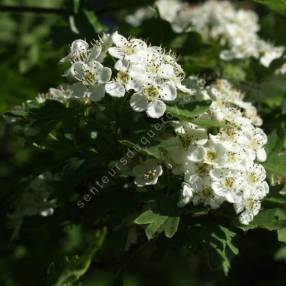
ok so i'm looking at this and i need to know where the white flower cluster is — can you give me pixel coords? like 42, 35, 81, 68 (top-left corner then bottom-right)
164, 79, 269, 225
37, 32, 190, 118
131, 78, 269, 225
34, 31, 270, 225
105, 32, 190, 118
126, 0, 284, 67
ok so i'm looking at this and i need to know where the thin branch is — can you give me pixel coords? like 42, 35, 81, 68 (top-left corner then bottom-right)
0, 4, 73, 15
0, 1, 154, 16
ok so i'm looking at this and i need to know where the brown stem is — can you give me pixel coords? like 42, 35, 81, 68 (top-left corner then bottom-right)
0, 4, 72, 15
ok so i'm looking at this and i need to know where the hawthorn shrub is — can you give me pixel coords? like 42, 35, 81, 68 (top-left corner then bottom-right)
1, 1, 286, 285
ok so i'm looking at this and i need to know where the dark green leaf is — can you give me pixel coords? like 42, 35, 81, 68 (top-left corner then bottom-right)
47, 228, 107, 286
166, 101, 211, 119
254, 0, 286, 16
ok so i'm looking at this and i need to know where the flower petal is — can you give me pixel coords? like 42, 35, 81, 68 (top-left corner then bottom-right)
105, 81, 125, 97
98, 67, 112, 83
108, 47, 124, 59
111, 31, 128, 48
88, 84, 105, 102
187, 146, 205, 162
130, 93, 148, 112
70, 61, 87, 81
158, 64, 175, 79
88, 60, 103, 71
256, 148, 267, 162
159, 82, 177, 101
130, 38, 147, 50
88, 45, 102, 61
70, 82, 86, 99
70, 39, 89, 54
146, 100, 166, 118
114, 59, 128, 71
176, 83, 195, 94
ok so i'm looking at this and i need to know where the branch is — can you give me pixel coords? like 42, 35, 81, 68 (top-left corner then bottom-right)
0, 4, 72, 15
0, 1, 154, 16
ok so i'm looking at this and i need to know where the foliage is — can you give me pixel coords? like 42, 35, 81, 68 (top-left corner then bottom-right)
1, 1, 286, 286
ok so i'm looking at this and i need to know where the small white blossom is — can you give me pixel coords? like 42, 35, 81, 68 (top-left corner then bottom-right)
125, 6, 154, 27
108, 31, 148, 62
177, 182, 193, 207
130, 81, 176, 118
60, 39, 89, 63
210, 168, 244, 203
234, 196, 261, 225
258, 41, 284, 67
133, 159, 163, 187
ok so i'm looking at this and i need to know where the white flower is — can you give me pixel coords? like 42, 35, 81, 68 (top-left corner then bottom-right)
70, 82, 106, 103
237, 126, 267, 162
125, 6, 154, 27
174, 122, 208, 147
60, 39, 89, 62
258, 41, 284, 67
105, 59, 147, 97
108, 32, 147, 62
156, 0, 183, 22
130, 81, 177, 118
36, 87, 73, 103
210, 168, 245, 203
70, 60, 111, 86
233, 164, 269, 225
244, 163, 269, 197
67, 60, 112, 102
177, 182, 193, 207
133, 159, 163, 187
184, 174, 224, 209
234, 196, 261, 225
188, 142, 226, 165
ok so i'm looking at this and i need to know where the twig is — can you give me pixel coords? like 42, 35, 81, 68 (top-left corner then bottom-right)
0, 1, 154, 16
0, 4, 72, 15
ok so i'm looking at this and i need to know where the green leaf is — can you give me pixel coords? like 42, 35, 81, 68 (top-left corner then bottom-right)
47, 228, 107, 286
244, 76, 286, 107
145, 215, 168, 240
184, 223, 239, 275
134, 209, 157, 224
240, 208, 286, 231
275, 246, 286, 262
210, 226, 239, 275
83, 10, 106, 33
278, 228, 286, 243
73, 0, 81, 13
222, 63, 246, 81
119, 140, 161, 159
135, 209, 180, 240
189, 118, 226, 128
254, 0, 286, 16
266, 129, 286, 155
263, 152, 286, 177
164, 216, 180, 238
166, 101, 211, 120
263, 128, 286, 177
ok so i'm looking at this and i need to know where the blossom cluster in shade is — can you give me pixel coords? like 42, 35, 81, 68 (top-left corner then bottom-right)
35, 32, 270, 225
133, 79, 269, 225
37, 32, 191, 119
126, 0, 284, 67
